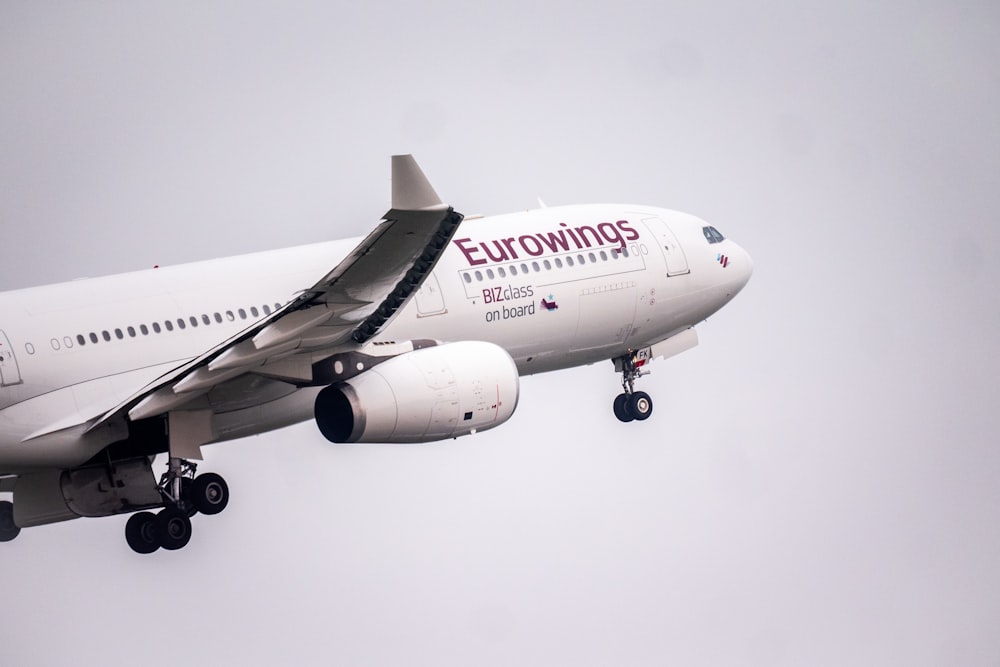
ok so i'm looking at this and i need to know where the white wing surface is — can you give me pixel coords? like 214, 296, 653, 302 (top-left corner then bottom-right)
87, 155, 463, 431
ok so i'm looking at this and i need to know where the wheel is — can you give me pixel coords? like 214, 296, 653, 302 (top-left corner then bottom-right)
0, 500, 20, 542
613, 393, 634, 423
125, 511, 159, 554
155, 507, 192, 551
628, 391, 653, 421
191, 473, 229, 516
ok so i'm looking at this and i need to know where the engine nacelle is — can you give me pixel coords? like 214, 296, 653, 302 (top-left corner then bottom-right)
314, 341, 520, 443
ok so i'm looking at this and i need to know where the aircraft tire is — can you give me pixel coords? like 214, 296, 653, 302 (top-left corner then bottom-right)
0, 500, 20, 542
628, 391, 653, 421
125, 511, 160, 554
614, 394, 634, 423
156, 507, 192, 551
191, 473, 229, 516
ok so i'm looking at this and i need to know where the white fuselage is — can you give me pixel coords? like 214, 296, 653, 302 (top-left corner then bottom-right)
0, 204, 751, 471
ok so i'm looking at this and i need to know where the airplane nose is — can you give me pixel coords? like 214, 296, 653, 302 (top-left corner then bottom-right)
733, 244, 753, 291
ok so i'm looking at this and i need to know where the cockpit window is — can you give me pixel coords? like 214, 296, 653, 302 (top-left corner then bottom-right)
702, 226, 725, 244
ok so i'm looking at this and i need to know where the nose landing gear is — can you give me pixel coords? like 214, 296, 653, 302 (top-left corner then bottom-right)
612, 351, 654, 423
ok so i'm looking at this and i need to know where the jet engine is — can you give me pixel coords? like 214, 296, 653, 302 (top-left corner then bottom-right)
314, 341, 519, 443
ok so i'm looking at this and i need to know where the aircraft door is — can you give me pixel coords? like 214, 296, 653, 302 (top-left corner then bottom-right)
642, 217, 689, 276
571, 285, 638, 352
414, 273, 447, 317
0, 330, 23, 386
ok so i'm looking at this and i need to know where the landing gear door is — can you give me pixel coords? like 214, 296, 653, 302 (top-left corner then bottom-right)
642, 217, 689, 276
0, 330, 22, 387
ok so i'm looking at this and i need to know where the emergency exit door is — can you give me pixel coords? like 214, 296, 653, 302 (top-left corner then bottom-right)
0, 330, 22, 386
414, 274, 447, 317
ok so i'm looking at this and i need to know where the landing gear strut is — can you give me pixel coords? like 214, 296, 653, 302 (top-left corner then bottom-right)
613, 351, 654, 423
124, 457, 229, 554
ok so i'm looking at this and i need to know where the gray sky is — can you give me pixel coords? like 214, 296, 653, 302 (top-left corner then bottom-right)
2, 2, 999, 665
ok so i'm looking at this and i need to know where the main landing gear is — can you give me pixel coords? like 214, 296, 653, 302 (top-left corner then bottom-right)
124, 457, 229, 554
613, 351, 654, 423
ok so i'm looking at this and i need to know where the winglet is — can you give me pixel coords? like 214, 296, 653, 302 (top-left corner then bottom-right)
391, 155, 446, 211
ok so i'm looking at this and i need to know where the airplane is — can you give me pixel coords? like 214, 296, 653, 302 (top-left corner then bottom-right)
0, 155, 752, 553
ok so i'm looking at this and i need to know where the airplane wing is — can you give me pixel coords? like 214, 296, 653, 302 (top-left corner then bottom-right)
85, 155, 463, 436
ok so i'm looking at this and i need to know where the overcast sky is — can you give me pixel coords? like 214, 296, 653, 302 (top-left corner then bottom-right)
1, 2, 999, 665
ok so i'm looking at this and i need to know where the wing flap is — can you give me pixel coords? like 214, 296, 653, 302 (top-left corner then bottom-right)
129, 387, 209, 422
251, 306, 341, 350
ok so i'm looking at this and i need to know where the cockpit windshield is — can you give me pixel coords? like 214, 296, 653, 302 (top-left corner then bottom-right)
702, 226, 725, 244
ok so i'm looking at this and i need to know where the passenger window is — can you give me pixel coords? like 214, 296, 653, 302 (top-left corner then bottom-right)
600, 251, 608, 261
214, 313, 223, 323
250, 307, 259, 318
114, 328, 124, 340
177, 319, 186, 330
127, 326, 136, 337
89, 333, 98, 343
589, 252, 597, 263
236, 308, 245, 319
463, 273, 471, 283
520, 263, 529, 274
510, 265, 518, 276
78, 334, 86, 346
202, 314, 211, 325
102, 331, 111, 342
152, 323, 162, 334
164, 320, 174, 332
543, 259, 552, 270
262, 305, 271, 316
567, 256, 575, 266
64, 336, 73, 348
486, 269, 495, 280
140, 324, 149, 335
532, 261, 540, 272
555, 258, 563, 268
225, 311, 235, 322
189, 316, 198, 327
498, 267, 507, 278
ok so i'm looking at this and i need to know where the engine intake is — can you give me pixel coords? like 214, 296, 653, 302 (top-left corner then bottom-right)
314, 341, 519, 443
